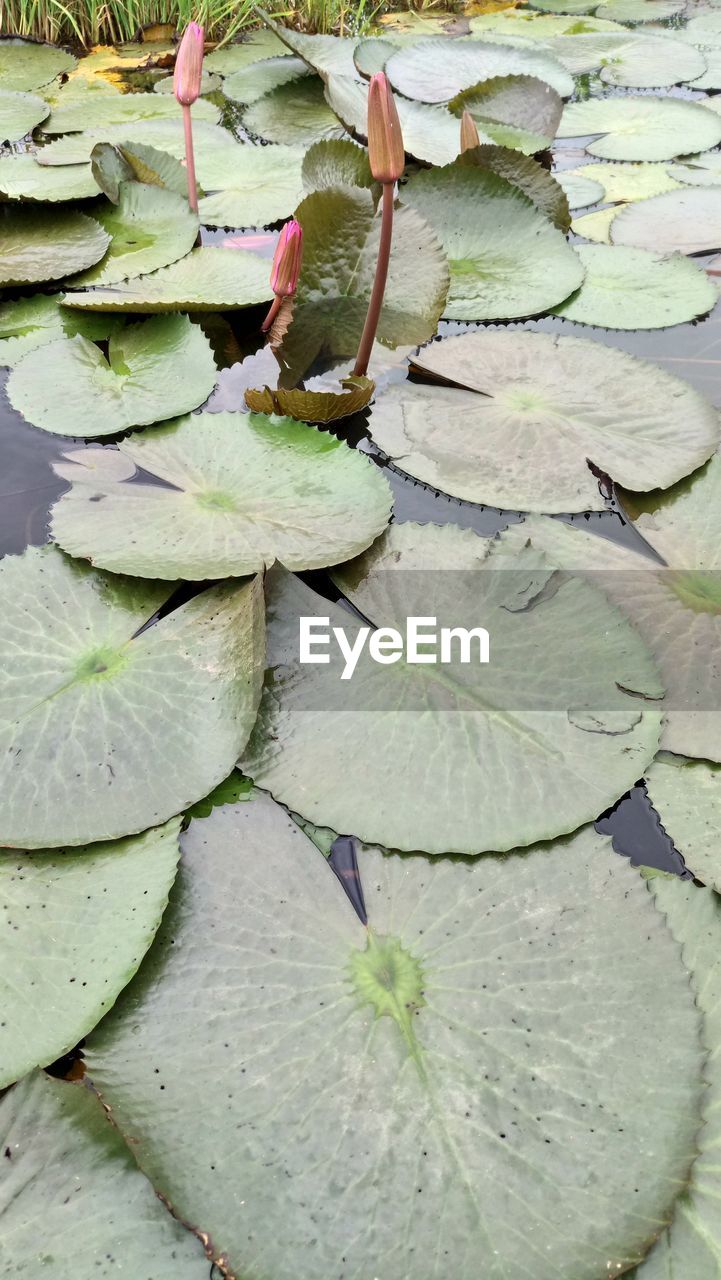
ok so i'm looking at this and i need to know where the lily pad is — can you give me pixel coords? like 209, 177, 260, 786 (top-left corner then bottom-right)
401, 159, 583, 321
243, 76, 347, 146
463, 144, 571, 228
646, 756, 721, 891
548, 32, 706, 86
556, 168, 604, 208
0, 153, 99, 200
0, 294, 122, 367
62, 245, 273, 312
384, 36, 574, 101
596, 0, 685, 16
470, 10, 625, 34
8, 315, 217, 438
0, 1072, 210, 1277
611, 187, 721, 255
368, 331, 718, 513
0, 818, 181, 1088
280, 185, 449, 378
571, 205, 618, 243
71, 183, 199, 287
242, 521, 662, 853
557, 96, 721, 161
568, 160, 682, 202
205, 29, 293, 74
0, 88, 49, 142
668, 149, 721, 186
254, 13, 359, 77
153, 68, 221, 95
551, 244, 718, 329
301, 137, 375, 192
36, 117, 232, 168
50, 411, 392, 579
223, 54, 310, 102
449, 73, 563, 153
85, 792, 702, 1280
0, 207, 110, 286
325, 71, 469, 166
197, 144, 306, 228
91, 139, 193, 202
43, 88, 220, 133
244, 376, 375, 422
0, 38, 76, 91
0, 545, 264, 848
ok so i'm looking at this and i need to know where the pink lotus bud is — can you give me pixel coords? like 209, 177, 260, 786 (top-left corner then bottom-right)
174, 22, 204, 107
367, 72, 405, 184
460, 109, 481, 153
270, 219, 303, 297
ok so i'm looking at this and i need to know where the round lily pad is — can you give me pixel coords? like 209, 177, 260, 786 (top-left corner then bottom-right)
568, 160, 682, 202
571, 205, 618, 243
0, 545, 264, 848
449, 73, 563, 154
0, 153, 99, 201
223, 54, 310, 102
197, 143, 306, 228
368, 330, 718, 513
36, 118, 232, 168
0, 207, 110, 286
0, 38, 76, 90
0, 294, 122, 367
596, 0, 685, 16
0, 1072, 210, 1277
50, 411, 392, 579
8, 314, 217, 438
153, 68, 221, 95
549, 32, 706, 86
669, 149, 721, 186
205, 29, 293, 74
0, 818, 181, 1088
646, 756, 721, 892
384, 35, 574, 101
611, 188, 721, 255
557, 96, 721, 161
301, 137, 375, 192
401, 159, 583, 321
242, 521, 662, 854
85, 791, 702, 1280
43, 88, 220, 133
62, 245, 273, 312
551, 244, 718, 329
0, 88, 49, 142
243, 76, 347, 146
556, 168, 604, 208
71, 182, 199, 287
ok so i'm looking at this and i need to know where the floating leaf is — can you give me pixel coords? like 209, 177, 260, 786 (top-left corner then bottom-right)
551, 244, 717, 329
571, 205, 618, 243
611, 188, 721, 255
85, 792, 702, 1280
384, 36, 574, 101
556, 168, 604, 208
205, 29, 293, 74
223, 54, 310, 102
325, 71, 468, 166
254, 13, 360, 77
668, 149, 721, 186
91, 139, 192, 202
548, 32, 706, 87
557, 96, 721, 161
244, 376, 375, 422
301, 137, 375, 192
153, 68, 221, 95
353, 35, 400, 77
36, 118, 232, 168
50, 411, 392, 579
242, 521, 662, 853
0, 88, 49, 142
280, 185, 449, 378
401, 159, 583, 320
646, 757, 721, 891
71, 183, 199, 287
62, 245, 273, 312
0, 818, 181, 1087
43, 88, 220, 133
0, 153, 99, 201
8, 315, 217, 438
470, 9, 625, 34
368, 330, 718, 513
0, 207, 110, 286
0, 294, 122, 367
0, 1072, 211, 1277
567, 160, 682, 202
449, 73, 563, 153
0, 545, 264, 848
243, 76, 346, 145
197, 144, 306, 228
596, 0, 685, 16
463, 144, 570, 228
0, 38, 76, 90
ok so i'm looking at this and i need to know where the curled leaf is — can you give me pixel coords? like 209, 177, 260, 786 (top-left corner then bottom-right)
244, 376, 375, 422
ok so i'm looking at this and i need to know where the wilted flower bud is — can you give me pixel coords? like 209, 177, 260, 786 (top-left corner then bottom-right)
174, 22, 204, 107
460, 110, 481, 153
367, 72, 405, 184
270, 219, 303, 297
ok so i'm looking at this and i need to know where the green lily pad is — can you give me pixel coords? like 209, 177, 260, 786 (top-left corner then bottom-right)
0, 294, 123, 367
462, 144, 570, 227
548, 32, 706, 86
62, 245, 273, 312
611, 187, 721, 255
0, 207, 110, 286
50, 410, 392, 578
567, 160, 682, 201
43, 88, 220, 133
571, 205, 618, 243
325, 71, 470, 166
401, 159, 583, 321
368, 330, 718, 513
242, 520, 662, 853
384, 35, 574, 101
243, 75, 347, 146
631, 875, 721, 1278
557, 96, 721, 160
0, 1072, 211, 1277
36, 118, 232, 168
688, 43, 721, 91
153, 68, 221, 95
596, 0, 685, 16
0, 88, 49, 142
646, 756, 721, 891
85, 792, 703, 1280
353, 35, 400, 77
551, 244, 718, 329
0, 152, 99, 200
528, 0, 597, 12
471, 9, 624, 34
280, 184, 449, 378
8, 315, 217, 438
449, 74, 563, 154
197, 143, 305, 228
223, 54, 310, 102
301, 137, 375, 192
0, 545, 264, 848
71, 183, 199, 287
556, 168, 604, 208
668, 149, 721, 186
0, 818, 181, 1088
0, 38, 76, 90
254, 13, 359, 77
205, 29, 293, 74
91, 139, 193, 202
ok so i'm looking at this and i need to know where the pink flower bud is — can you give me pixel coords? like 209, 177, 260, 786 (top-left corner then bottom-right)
174, 22, 204, 107
460, 110, 481, 153
367, 73, 405, 184
270, 219, 303, 297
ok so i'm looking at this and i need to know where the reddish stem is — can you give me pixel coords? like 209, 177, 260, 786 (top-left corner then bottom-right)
261, 293, 283, 334
353, 181, 394, 378
183, 102, 198, 215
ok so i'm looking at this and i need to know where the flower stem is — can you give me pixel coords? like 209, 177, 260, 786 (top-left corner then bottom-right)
182, 103, 198, 215
261, 293, 283, 334
353, 181, 394, 378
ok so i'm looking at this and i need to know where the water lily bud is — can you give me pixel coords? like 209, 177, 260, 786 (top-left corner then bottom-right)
460, 110, 481, 153
174, 22, 204, 107
270, 219, 303, 297
367, 72, 405, 183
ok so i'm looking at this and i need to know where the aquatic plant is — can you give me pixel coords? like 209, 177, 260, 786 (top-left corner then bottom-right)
261, 217, 303, 334
173, 21, 204, 214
